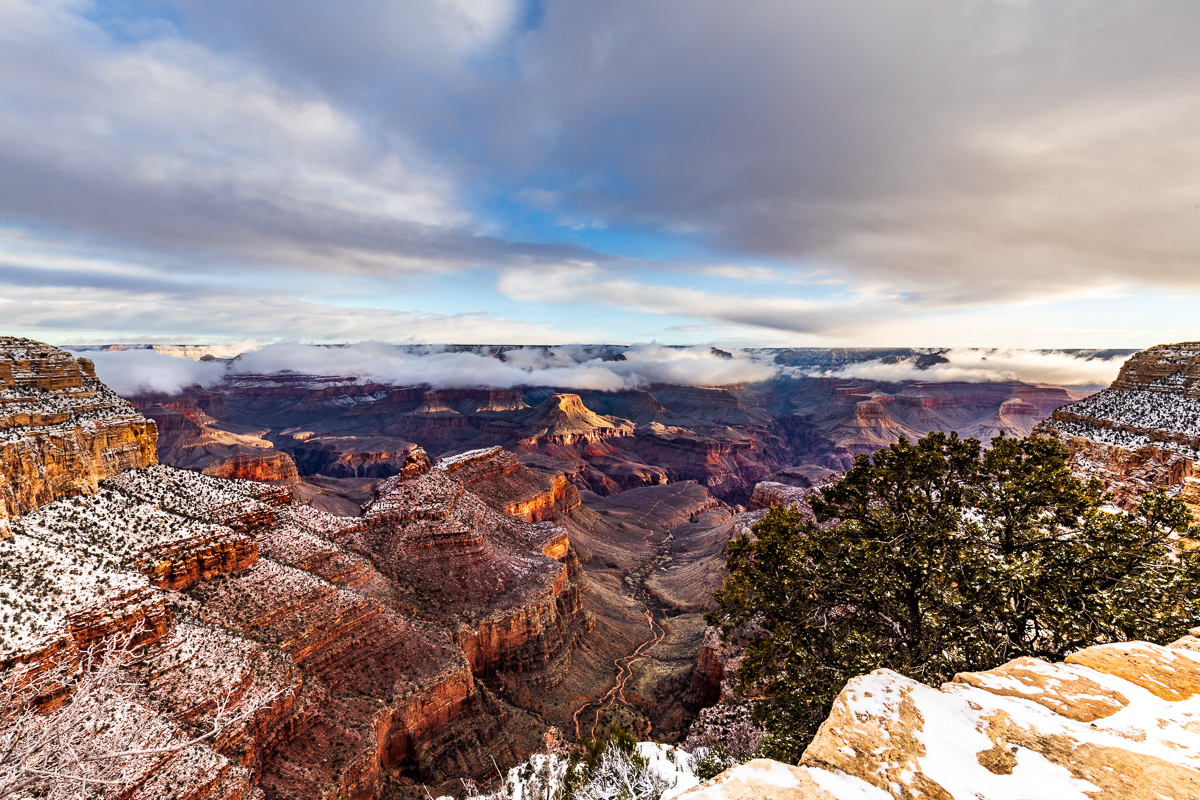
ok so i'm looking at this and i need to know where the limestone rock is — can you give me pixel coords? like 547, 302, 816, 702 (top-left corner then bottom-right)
747, 481, 817, 515
201, 450, 300, 486
1037, 342, 1200, 513
0, 337, 157, 519
693, 637, 1200, 799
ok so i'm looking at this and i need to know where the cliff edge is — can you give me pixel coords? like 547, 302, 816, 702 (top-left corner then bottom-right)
686, 633, 1200, 799
1036, 342, 1200, 513
0, 337, 158, 519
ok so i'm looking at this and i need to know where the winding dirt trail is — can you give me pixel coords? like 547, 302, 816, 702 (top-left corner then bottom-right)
572, 489, 690, 739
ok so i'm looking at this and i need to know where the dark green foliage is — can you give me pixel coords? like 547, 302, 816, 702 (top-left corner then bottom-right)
708, 431, 1200, 763
690, 743, 737, 781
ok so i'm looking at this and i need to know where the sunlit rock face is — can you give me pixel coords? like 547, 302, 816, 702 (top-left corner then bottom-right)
0, 337, 158, 519
687, 634, 1200, 799
1037, 342, 1200, 512
0, 341, 599, 799
201, 450, 301, 486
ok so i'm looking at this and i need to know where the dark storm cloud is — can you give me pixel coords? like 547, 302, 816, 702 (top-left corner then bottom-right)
460, 1, 1200, 301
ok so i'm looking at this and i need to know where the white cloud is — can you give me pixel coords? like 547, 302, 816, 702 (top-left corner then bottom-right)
0, 284, 570, 344
71, 339, 782, 396
230, 342, 778, 391
0, 0, 476, 275
497, 265, 874, 335
79, 347, 227, 395
814, 348, 1128, 387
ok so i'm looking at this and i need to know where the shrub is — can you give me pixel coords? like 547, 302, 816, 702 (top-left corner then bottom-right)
708, 431, 1200, 762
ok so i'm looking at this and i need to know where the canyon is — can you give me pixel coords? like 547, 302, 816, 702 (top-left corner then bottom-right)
0, 340, 769, 799
7, 337, 1175, 800
1037, 341, 1200, 515
679, 341, 1200, 799
119, 346, 1098, 515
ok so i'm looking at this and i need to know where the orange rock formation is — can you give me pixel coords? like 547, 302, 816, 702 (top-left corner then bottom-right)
0, 337, 158, 519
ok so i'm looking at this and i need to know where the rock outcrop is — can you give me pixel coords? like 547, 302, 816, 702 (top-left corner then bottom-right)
687, 633, 1200, 799
2, 451, 590, 797
0, 341, 599, 799
1037, 343, 1200, 512
0, 337, 158, 519
201, 450, 301, 487
441, 446, 582, 523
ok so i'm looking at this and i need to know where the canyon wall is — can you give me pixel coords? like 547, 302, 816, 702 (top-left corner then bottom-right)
134, 361, 1086, 508
1036, 342, 1200, 513
0, 341, 597, 800
0, 337, 158, 519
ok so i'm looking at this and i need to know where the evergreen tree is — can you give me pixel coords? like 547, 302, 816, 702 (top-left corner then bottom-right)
708, 432, 1200, 762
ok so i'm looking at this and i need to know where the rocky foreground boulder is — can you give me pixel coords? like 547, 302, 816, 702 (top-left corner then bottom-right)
685, 633, 1200, 799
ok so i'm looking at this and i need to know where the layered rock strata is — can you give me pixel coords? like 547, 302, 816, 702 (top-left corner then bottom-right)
439, 446, 582, 524
0, 337, 157, 519
0, 345, 595, 799
688, 633, 1200, 799
1037, 342, 1200, 512
2, 450, 591, 798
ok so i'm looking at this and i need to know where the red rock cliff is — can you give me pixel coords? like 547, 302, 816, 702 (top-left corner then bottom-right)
0, 338, 158, 519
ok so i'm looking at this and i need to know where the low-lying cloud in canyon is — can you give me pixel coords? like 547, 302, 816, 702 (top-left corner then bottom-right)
79, 343, 1130, 397
81, 348, 229, 396
82, 343, 781, 395
812, 349, 1128, 387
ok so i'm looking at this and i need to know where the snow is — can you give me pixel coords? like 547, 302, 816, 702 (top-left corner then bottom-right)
436, 446, 503, 471
801, 767, 893, 800
104, 463, 277, 525
801, 647, 1200, 799
1050, 387, 1200, 459
641, 743, 699, 800
499, 742, 697, 800
0, 528, 147, 656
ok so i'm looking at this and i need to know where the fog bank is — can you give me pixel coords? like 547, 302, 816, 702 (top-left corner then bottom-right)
814, 349, 1127, 387
80, 343, 779, 395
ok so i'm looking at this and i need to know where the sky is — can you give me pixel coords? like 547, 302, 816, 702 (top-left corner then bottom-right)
1, 0, 1199, 348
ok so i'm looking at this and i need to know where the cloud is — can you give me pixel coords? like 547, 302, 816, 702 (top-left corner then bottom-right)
64, 339, 782, 396
497, 265, 876, 336
4, 0, 1200, 346
78, 348, 227, 395
230, 342, 778, 391
460, 1, 1200, 303
0, 284, 572, 344
813, 349, 1129, 387
0, 0, 600, 279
